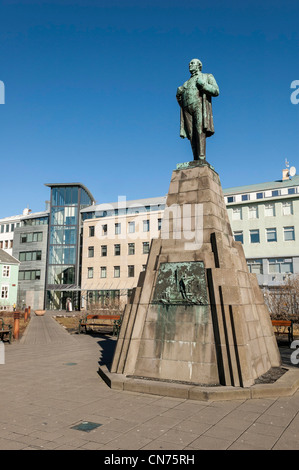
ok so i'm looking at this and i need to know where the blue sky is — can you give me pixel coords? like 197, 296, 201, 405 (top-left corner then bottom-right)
0, 0, 298, 218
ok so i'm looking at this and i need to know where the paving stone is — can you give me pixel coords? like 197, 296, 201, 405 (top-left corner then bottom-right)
0, 310, 299, 451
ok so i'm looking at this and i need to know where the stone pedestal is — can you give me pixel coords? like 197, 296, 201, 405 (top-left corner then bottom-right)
111, 162, 281, 388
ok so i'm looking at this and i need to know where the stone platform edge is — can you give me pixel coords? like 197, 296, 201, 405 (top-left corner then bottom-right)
98, 365, 299, 401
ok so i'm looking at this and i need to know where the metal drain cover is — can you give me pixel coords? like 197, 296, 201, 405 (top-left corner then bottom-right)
71, 421, 102, 432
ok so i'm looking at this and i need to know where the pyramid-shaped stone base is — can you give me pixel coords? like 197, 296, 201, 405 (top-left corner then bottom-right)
111, 162, 281, 388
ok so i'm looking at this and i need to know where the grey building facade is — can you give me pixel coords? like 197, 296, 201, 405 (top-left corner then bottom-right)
12, 211, 49, 310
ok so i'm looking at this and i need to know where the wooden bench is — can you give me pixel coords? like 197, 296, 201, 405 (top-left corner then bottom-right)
272, 320, 294, 346
78, 314, 122, 336
0, 318, 12, 343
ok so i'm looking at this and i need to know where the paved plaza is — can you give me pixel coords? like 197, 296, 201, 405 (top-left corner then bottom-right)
0, 311, 299, 451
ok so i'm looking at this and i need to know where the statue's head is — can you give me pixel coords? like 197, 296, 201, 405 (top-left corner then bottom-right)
189, 59, 202, 74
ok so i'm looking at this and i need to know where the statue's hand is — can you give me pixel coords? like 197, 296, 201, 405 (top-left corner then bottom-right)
196, 73, 205, 89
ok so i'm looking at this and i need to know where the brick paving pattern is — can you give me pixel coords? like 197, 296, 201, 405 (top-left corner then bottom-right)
0, 311, 298, 450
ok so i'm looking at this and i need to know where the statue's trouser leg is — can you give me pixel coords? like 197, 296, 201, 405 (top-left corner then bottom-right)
181, 109, 199, 161
192, 108, 205, 160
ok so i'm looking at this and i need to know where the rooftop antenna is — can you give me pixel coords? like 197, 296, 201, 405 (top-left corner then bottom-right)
289, 165, 296, 178
285, 158, 296, 179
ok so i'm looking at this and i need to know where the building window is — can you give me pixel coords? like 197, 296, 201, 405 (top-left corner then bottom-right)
241, 194, 249, 201
88, 246, 94, 258
2, 265, 10, 277
115, 223, 121, 235
0, 225, 4, 233
248, 205, 258, 219
269, 258, 293, 274
233, 231, 243, 244
232, 207, 242, 220
5, 224, 9, 233
227, 196, 235, 203
20, 232, 43, 243
143, 241, 150, 253
19, 251, 42, 262
284, 226, 295, 241
282, 202, 293, 216
142, 264, 147, 271
100, 267, 107, 278
113, 244, 120, 256
247, 259, 263, 275
128, 221, 135, 233
23, 217, 48, 226
101, 245, 107, 256
256, 192, 264, 199
101, 224, 107, 236
128, 243, 135, 255
288, 187, 296, 195
158, 218, 162, 230
19, 270, 41, 281
1, 286, 8, 299
87, 267, 94, 279
114, 266, 120, 278
266, 228, 277, 242
265, 203, 275, 217
143, 220, 150, 232
89, 226, 95, 237
272, 190, 280, 197
250, 229, 260, 243
128, 265, 135, 277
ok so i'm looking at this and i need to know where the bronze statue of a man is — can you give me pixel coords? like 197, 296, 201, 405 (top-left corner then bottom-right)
176, 59, 219, 161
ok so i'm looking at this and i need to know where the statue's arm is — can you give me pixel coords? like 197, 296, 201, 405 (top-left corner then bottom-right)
205, 74, 219, 97
176, 86, 184, 105
198, 74, 219, 97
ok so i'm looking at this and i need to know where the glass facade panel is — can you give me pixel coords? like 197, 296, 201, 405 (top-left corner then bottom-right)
51, 207, 64, 225
65, 187, 72, 205
65, 207, 77, 225
48, 266, 75, 284
47, 185, 93, 300
49, 246, 76, 265
64, 227, 76, 244
80, 188, 91, 207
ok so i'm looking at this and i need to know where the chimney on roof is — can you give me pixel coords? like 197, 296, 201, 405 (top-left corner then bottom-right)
22, 207, 31, 216
282, 168, 290, 181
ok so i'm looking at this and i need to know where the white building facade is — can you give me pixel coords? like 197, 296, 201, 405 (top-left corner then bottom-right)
223, 171, 299, 288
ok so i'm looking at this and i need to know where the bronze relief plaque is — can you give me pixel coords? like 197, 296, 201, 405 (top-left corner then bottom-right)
152, 261, 208, 305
